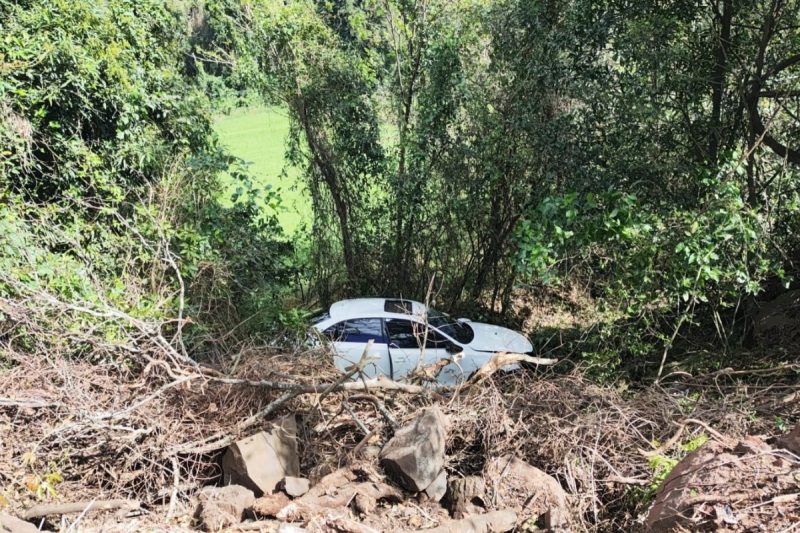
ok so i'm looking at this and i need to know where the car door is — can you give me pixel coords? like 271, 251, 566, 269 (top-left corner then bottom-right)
385, 318, 450, 380
322, 318, 392, 379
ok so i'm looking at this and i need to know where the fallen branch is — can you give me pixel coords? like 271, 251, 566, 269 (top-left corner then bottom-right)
348, 393, 399, 429
468, 352, 558, 383
413, 509, 517, 533
234, 520, 286, 531
24, 499, 141, 520
639, 417, 729, 458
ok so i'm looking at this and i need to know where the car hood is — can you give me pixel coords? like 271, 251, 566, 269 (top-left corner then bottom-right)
465, 322, 533, 353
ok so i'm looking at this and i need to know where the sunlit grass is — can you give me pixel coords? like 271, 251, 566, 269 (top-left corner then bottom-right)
214, 105, 310, 234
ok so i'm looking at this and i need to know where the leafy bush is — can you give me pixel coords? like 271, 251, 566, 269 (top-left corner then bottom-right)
516, 158, 789, 378
0, 0, 298, 363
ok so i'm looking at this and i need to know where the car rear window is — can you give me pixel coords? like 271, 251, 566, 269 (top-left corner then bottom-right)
384, 299, 412, 314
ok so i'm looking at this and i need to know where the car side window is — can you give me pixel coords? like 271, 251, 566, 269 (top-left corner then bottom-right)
425, 327, 449, 348
343, 318, 386, 343
386, 319, 418, 348
386, 319, 446, 349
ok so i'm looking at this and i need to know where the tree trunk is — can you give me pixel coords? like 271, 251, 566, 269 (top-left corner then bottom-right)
292, 94, 359, 286
708, 0, 732, 163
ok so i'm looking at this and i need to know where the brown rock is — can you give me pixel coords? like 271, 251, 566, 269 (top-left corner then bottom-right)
282, 476, 310, 498
274, 468, 403, 523
418, 509, 517, 533
644, 437, 789, 532
353, 492, 375, 515
0, 513, 39, 533
446, 476, 486, 518
222, 416, 300, 496
646, 440, 736, 532
380, 407, 447, 492
253, 492, 291, 517
484, 456, 568, 528
194, 485, 255, 531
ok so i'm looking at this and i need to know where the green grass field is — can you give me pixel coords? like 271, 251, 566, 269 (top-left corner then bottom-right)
214, 106, 310, 234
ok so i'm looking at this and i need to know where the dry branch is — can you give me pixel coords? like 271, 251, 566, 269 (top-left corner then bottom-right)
468, 352, 557, 383
24, 499, 141, 519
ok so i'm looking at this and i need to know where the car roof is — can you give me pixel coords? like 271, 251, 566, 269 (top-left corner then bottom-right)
329, 298, 426, 321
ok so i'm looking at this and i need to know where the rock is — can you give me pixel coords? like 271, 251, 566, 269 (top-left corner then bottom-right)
484, 456, 568, 528
446, 476, 486, 518
543, 507, 568, 530
776, 424, 800, 455
644, 436, 799, 532
194, 485, 255, 531
645, 440, 735, 532
253, 492, 291, 517
281, 476, 310, 498
379, 406, 447, 492
418, 509, 517, 533
222, 416, 300, 496
353, 492, 376, 515
274, 468, 403, 523
423, 470, 448, 502
0, 513, 39, 533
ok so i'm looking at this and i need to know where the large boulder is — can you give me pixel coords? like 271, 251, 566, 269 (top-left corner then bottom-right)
194, 484, 255, 531
0, 513, 38, 533
645, 436, 800, 532
484, 456, 569, 529
380, 406, 447, 492
222, 416, 300, 496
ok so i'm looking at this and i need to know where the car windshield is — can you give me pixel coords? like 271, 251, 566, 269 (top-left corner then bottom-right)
426, 308, 474, 344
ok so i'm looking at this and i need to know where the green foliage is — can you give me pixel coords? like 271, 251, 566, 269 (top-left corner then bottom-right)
516, 157, 791, 377
518, 164, 775, 310
5, 0, 799, 372
0, 0, 299, 363
626, 432, 710, 508
0, 0, 212, 199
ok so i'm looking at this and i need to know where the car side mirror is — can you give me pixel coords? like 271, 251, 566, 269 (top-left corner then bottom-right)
446, 342, 462, 354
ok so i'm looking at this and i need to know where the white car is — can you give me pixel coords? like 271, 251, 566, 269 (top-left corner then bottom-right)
310, 298, 534, 384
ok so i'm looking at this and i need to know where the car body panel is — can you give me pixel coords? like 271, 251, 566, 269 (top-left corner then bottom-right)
464, 322, 534, 354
